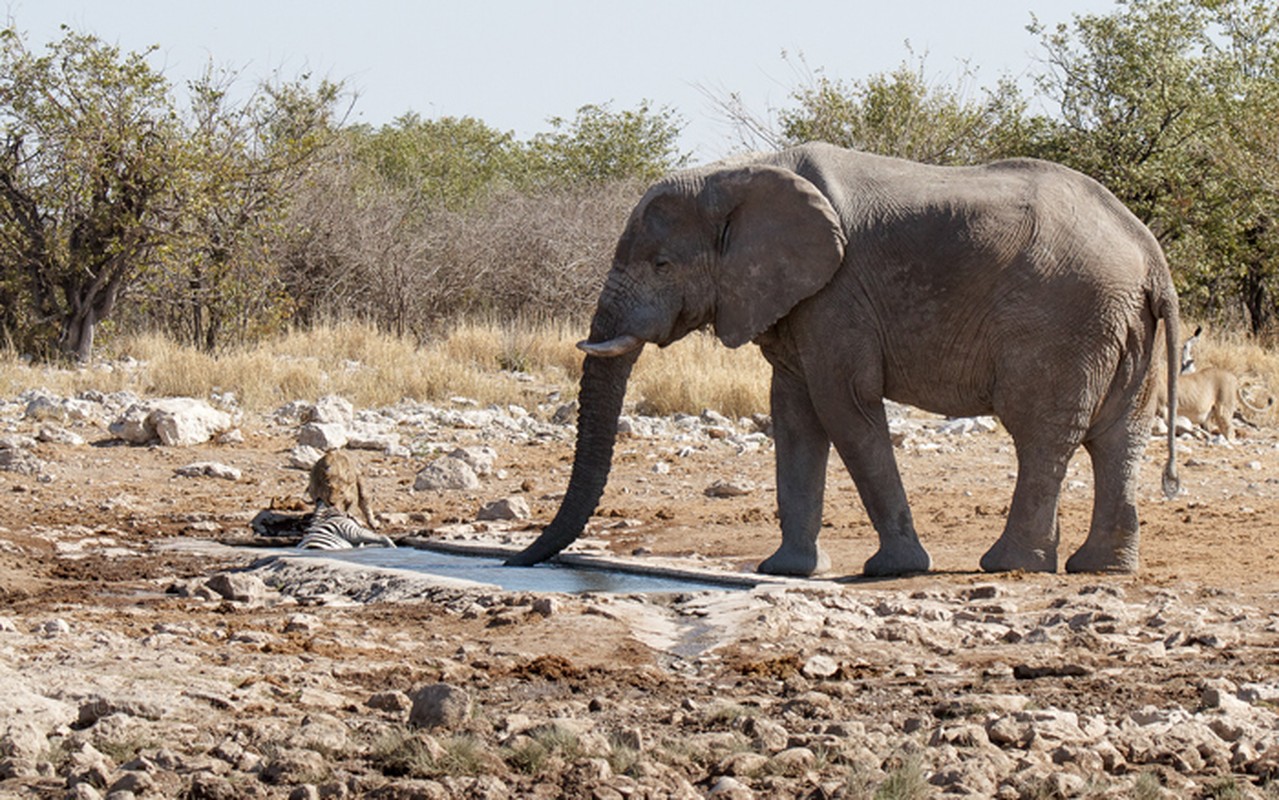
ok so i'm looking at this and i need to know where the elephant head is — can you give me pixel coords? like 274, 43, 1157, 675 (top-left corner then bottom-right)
506, 163, 847, 566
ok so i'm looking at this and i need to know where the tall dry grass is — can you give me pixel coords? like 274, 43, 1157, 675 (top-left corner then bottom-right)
630, 333, 770, 419
2, 321, 1273, 423
0, 321, 771, 417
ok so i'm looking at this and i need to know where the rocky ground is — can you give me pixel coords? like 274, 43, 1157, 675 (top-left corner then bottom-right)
2, 380, 1279, 799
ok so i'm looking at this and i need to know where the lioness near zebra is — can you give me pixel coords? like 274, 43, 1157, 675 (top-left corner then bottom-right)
307, 449, 379, 530
299, 450, 394, 549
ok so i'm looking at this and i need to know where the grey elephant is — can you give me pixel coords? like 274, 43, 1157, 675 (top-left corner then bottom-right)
508, 142, 1181, 577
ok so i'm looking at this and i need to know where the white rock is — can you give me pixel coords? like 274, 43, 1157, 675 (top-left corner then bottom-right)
414, 457, 480, 491
476, 496, 531, 522
297, 422, 348, 451
175, 462, 242, 481
346, 424, 401, 452
801, 654, 840, 679
288, 445, 325, 470
707, 776, 752, 798
205, 573, 269, 603
39, 618, 71, 637
109, 398, 234, 446
705, 479, 754, 498
449, 446, 497, 476
304, 395, 355, 426
215, 428, 245, 445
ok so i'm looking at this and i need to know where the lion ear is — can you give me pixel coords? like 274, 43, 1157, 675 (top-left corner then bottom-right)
704, 166, 846, 348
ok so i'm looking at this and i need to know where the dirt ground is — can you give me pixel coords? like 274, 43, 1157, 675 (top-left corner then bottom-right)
6, 405, 1276, 599
2, 398, 1279, 797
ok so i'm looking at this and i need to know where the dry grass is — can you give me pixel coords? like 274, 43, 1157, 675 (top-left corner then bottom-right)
2, 321, 1273, 425
630, 332, 770, 419
0, 321, 770, 417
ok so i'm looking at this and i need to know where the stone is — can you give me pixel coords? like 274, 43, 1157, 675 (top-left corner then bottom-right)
367, 691, 413, 715
39, 618, 71, 636
346, 425, 401, 452
109, 770, 155, 795
414, 457, 480, 491
109, 398, 234, 446
704, 479, 755, 498
260, 748, 327, 785
531, 597, 559, 617
304, 395, 354, 426
175, 462, 242, 481
770, 746, 817, 774
288, 445, 325, 470
77, 694, 167, 726
288, 713, 349, 752
36, 425, 85, 446
707, 775, 753, 798
408, 683, 473, 730
283, 613, 320, 633
801, 654, 840, 679
297, 422, 348, 451
476, 496, 531, 522
449, 446, 497, 476
205, 573, 269, 604
718, 751, 769, 776
744, 717, 789, 753
187, 773, 237, 800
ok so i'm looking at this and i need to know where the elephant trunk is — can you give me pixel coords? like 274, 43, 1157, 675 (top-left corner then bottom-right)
505, 340, 639, 566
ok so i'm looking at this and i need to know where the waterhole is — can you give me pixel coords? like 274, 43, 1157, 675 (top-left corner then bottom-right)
291, 545, 749, 594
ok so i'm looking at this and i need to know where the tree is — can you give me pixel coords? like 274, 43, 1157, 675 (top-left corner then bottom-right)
143, 65, 346, 350
1030, 0, 1279, 333
0, 26, 180, 360
776, 58, 1034, 165
524, 101, 689, 184
711, 52, 1035, 165
354, 114, 521, 209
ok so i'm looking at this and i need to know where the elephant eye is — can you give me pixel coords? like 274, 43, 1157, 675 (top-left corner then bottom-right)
653, 256, 672, 271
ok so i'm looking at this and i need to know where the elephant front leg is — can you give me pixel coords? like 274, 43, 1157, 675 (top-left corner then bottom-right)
758, 367, 831, 577
825, 405, 932, 577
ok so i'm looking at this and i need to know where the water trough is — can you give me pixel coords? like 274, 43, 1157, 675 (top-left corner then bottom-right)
287, 539, 768, 594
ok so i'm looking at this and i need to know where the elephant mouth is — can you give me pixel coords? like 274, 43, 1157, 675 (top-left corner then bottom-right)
577, 334, 645, 358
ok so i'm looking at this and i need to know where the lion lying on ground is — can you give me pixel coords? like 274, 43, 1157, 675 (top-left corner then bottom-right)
1155, 367, 1273, 441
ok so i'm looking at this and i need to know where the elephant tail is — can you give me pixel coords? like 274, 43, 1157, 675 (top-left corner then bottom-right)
1157, 277, 1180, 499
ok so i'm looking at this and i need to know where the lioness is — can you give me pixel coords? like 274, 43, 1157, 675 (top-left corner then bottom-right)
307, 450, 378, 530
1155, 366, 1273, 440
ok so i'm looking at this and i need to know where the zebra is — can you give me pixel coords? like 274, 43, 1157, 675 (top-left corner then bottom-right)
298, 501, 396, 550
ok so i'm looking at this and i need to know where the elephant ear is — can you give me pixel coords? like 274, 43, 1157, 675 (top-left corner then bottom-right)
705, 165, 846, 348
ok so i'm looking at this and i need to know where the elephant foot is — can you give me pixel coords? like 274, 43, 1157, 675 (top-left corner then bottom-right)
1065, 542, 1138, 574
980, 536, 1057, 573
758, 544, 830, 577
863, 540, 932, 577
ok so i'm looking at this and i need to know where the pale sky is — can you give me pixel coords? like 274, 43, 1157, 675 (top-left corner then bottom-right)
7, 1, 1117, 163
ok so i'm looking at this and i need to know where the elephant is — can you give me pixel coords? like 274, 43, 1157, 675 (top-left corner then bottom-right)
507, 142, 1182, 577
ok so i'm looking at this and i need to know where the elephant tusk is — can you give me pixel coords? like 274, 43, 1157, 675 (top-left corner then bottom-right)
577, 334, 644, 357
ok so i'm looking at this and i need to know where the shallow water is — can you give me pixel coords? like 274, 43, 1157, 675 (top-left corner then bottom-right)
290, 546, 741, 594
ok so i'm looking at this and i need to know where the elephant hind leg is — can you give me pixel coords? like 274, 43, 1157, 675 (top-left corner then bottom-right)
1065, 418, 1145, 574
980, 428, 1078, 573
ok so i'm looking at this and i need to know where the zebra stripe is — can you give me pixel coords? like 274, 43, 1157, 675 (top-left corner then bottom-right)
298, 502, 396, 550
